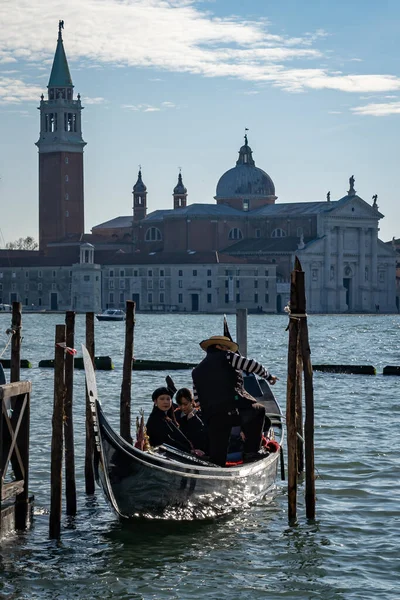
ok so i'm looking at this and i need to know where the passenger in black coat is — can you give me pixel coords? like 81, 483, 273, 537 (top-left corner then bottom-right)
175, 388, 209, 454
146, 387, 192, 453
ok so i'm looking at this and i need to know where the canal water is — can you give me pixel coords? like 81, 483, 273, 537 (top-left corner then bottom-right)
0, 313, 399, 599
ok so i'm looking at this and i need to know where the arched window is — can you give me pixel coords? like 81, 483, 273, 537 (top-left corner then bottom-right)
271, 228, 286, 238
229, 228, 243, 241
145, 227, 162, 242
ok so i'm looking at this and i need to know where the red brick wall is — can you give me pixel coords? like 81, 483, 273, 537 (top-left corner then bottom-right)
39, 151, 84, 251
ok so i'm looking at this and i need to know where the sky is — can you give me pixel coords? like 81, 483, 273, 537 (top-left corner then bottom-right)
0, 0, 400, 245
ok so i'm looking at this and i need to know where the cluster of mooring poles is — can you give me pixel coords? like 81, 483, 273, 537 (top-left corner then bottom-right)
1, 279, 315, 538
286, 257, 316, 523
49, 300, 136, 538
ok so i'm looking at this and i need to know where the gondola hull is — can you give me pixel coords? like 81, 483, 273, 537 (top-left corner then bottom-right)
96, 403, 281, 519
83, 345, 284, 520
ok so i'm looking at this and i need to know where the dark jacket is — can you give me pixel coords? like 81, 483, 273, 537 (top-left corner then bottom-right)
178, 410, 209, 453
146, 406, 192, 453
192, 347, 256, 421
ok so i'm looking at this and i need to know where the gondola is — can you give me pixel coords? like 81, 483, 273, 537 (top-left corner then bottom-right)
82, 345, 284, 520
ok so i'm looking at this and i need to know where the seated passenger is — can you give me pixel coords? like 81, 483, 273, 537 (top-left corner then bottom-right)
175, 388, 209, 454
146, 387, 192, 453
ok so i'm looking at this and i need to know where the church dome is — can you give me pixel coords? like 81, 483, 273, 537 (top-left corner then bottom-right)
215, 136, 275, 201
173, 172, 187, 195
133, 170, 147, 193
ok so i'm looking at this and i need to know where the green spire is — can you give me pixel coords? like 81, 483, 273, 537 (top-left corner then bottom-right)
48, 21, 73, 88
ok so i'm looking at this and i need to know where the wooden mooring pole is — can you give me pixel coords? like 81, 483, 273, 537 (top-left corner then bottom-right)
286, 268, 300, 523
236, 308, 248, 355
300, 311, 316, 520
10, 302, 22, 384
85, 313, 95, 495
286, 257, 316, 523
49, 325, 66, 539
120, 301, 135, 444
64, 311, 77, 516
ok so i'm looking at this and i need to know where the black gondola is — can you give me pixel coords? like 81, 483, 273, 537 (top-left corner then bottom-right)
83, 345, 284, 520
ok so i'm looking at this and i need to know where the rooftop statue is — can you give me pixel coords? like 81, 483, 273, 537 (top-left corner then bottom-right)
348, 175, 356, 195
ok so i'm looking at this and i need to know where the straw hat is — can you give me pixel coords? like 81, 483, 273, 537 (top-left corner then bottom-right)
199, 335, 238, 353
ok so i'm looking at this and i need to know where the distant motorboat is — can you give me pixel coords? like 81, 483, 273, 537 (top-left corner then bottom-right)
96, 309, 126, 322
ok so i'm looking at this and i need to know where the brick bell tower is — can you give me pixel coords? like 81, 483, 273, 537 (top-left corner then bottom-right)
36, 21, 86, 253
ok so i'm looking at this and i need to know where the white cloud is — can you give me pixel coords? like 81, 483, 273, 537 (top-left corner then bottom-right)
84, 96, 106, 105
0, 0, 399, 102
352, 101, 400, 116
122, 101, 176, 112
0, 76, 42, 104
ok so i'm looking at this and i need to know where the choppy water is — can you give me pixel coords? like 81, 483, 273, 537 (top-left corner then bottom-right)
0, 313, 399, 600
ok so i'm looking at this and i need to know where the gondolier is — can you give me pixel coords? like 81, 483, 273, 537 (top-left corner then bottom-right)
192, 335, 278, 466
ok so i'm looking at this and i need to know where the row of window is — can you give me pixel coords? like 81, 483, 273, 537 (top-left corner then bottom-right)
44, 112, 77, 133
225, 279, 268, 289
0, 283, 59, 291
107, 278, 271, 291
107, 268, 271, 278
144, 226, 299, 242
0, 270, 67, 279
225, 294, 269, 304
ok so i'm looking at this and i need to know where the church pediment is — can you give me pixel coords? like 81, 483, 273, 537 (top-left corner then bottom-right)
328, 195, 383, 220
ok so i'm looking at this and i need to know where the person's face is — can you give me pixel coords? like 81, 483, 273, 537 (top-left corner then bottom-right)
155, 394, 172, 411
216, 344, 230, 351
178, 398, 194, 415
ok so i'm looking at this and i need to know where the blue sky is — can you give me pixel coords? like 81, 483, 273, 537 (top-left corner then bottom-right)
0, 0, 400, 244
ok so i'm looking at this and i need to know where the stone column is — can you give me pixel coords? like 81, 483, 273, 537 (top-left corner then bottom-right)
324, 228, 331, 287
336, 227, 344, 310
371, 227, 378, 287
371, 227, 378, 308
359, 227, 365, 310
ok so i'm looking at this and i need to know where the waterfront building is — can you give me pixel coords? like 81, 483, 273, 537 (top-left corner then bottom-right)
94, 145, 397, 313
0, 24, 396, 314
0, 251, 277, 314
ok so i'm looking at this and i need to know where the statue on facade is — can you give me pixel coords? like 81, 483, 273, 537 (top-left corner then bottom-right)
348, 175, 356, 195
372, 194, 378, 208
297, 233, 305, 249
326, 191, 331, 202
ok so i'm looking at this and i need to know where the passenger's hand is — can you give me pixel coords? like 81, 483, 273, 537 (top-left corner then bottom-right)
192, 449, 205, 457
267, 375, 279, 385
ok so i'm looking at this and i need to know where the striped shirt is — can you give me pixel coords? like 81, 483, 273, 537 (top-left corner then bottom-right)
225, 351, 270, 379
